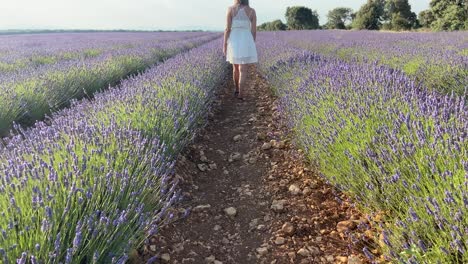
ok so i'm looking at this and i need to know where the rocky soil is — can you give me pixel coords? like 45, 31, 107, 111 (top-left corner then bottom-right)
132, 66, 374, 264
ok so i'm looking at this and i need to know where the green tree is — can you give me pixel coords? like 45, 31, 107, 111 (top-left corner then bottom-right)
383, 0, 419, 30
419, 9, 435, 28
352, 0, 385, 30
258, 20, 287, 31
326, 7, 353, 29
285, 6, 320, 30
420, 0, 466, 30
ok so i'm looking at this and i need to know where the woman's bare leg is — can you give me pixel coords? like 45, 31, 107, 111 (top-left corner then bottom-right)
233, 64, 240, 93
238, 64, 248, 98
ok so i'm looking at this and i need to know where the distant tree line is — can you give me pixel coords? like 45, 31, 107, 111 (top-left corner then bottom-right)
258, 0, 466, 31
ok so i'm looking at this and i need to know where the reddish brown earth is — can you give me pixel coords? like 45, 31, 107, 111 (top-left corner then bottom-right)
131, 67, 374, 264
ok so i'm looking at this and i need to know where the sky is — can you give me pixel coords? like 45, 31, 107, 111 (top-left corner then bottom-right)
0, 0, 430, 31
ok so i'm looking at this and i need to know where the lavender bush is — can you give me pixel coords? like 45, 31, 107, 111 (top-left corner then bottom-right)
0, 33, 219, 136
270, 30, 468, 95
258, 32, 467, 263
0, 32, 214, 73
0, 39, 227, 263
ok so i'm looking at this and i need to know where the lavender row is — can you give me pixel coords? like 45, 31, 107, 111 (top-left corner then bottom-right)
0, 33, 219, 137
271, 30, 468, 95
0, 32, 213, 72
0, 38, 227, 263
257, 33, 467, 263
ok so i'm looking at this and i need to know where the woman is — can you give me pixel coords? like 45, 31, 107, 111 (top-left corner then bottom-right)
223, 0, 258, 100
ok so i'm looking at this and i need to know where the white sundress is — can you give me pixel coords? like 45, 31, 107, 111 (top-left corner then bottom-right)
226, 6, 258, 64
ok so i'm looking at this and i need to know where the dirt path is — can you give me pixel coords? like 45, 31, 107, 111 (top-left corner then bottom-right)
137, 67, 369, 264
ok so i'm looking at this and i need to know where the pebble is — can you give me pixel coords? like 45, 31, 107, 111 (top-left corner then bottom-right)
261, 142, 272, 150
161, 253, 171, 263
174, 244, 184, 253
197, 163, 208, 172
336, 220, 357, 233
209, 163, 217, 170
336, 256, 348, 263
281, 222, 295, 236
214, 261, 223, 264
257, 132, 267, 140
307, 246, 320, 256
276, 140, 286, 149
224, 207, 237, 217
274, 236, 285, 245
347, 255, 363, 264
297, 248, 310, 257
149, 245, 157, 252
325, 255, 334, 262
200, 155, 208, 162
233, 135, 242, 142
223, 169, 229, 175
205, 255, 216, 263
302, 187, 312, 195
193, 204, 211, 212
213, 225, 222, 231
271, 200, 286, 212
249, 218, 259, 229
248, 157, 257, 164
257, 224, 266, 231
288, 184, 301, 195
229, 152, 241, 162
216, 149, 225, 155
256, 247, 268, 256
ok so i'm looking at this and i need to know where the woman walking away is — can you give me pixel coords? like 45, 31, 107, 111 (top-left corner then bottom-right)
223, 0, 258, 100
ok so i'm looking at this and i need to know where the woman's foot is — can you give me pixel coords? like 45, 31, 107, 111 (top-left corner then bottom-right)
234, 90, 239, 97
237, 94, 245, 100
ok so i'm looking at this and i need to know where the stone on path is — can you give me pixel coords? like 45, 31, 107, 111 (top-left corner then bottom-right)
348, 255, 363, 264
336, 256, 348, 263
228, 152, 241, 162
193, 204, 211, 212
205, 255, 216, 263
209, 163, 217, 170
256, 247, 268, 256
274, 236, 285, 245
197, 163, 208, 172
233, 135, 242, 142
336, 220, 357, 233
161, 253, 171, 263
271, 200, 286, 212
281, 222, 295, 236
307, 246, 320, 256
261, 142, 272, 150
224, 207, 237, 217
297, 248, 310, 257
288, 184, 301, 195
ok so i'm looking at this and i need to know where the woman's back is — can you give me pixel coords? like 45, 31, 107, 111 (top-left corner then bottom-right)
231, 6, 252, 30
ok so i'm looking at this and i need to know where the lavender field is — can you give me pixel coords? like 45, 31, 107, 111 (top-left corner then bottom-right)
0, 30, 466, 264
258, 30, 467, 263
0, 34, 226, 263
0, 32, 218, 136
